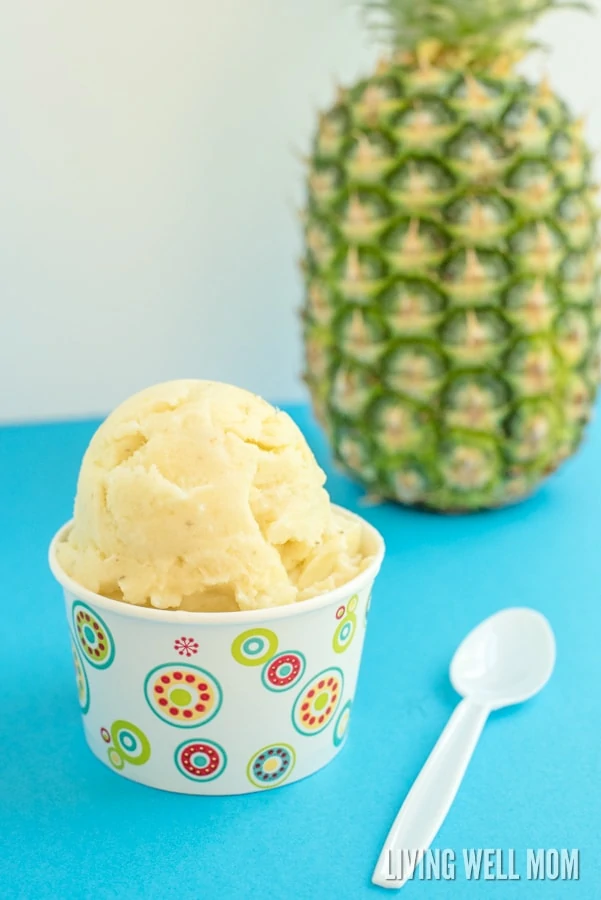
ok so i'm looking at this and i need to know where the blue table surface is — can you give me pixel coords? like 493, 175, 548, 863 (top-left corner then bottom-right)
1, 404, 600, 899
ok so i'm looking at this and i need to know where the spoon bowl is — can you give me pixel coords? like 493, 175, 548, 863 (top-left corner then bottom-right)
450, 607, 556, 710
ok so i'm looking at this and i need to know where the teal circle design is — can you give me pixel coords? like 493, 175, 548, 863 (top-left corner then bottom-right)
333, 612, 357, 654
231, 628, 278, 666
144, 663, 222, 728
333, 699, 352, 747
121, 732, 134, 749
261, 651, 306, 693
72, 601, 115, 669
292, 667, 344, 736
111, 719, 151, 765
247, 743, 296, 789
70, 633, 90, 715
175, 739, 227, 782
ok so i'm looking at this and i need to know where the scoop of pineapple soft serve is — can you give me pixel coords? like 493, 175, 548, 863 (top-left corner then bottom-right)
57, 381, 371, 612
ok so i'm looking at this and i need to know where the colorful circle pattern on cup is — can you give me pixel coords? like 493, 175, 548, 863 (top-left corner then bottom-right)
292, 667, 343, 736
70, 634, 90, 714
102, 719, 151, 770
261, 651, 306, 692
72, 601, 115, 669
333, 699, 352, 747
108, 747, 125, 770
333, 611, 357, 654
231, 628, 278, 666
111, 719, 151, 765
175, 740, 227, 782
247, 744, 296, 789
144, 663, 222, 728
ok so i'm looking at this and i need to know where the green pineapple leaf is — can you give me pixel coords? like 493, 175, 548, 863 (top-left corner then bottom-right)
362, 0, 593, 57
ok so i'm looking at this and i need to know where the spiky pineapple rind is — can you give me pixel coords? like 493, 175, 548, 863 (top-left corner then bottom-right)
301, 60, 600, 512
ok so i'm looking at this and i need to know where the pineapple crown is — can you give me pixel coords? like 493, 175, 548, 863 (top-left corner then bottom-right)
364, 0, 591, 64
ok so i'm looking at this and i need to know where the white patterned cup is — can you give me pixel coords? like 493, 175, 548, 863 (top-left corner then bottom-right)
49, 509, 384, 795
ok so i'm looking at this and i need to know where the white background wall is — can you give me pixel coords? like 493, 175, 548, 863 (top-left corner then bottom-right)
1, 0, 600, 422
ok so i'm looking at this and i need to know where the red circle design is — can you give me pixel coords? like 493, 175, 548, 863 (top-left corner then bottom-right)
265, 653, 303, 689
180, 742, 221, 778
293, 669, 343, 735
148, 670, 216, 723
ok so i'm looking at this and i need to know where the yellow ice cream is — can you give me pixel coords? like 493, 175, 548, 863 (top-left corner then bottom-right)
57, 380, 372, 612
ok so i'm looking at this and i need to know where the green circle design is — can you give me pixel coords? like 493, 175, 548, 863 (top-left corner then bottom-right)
333, 699, 352, 747
72, 601, 115, 670
292, 667, 344, 736
170, 688, 192, 706
107, 747, 125, 770
314, 692, 328, 711
333, 612, 357, 654
246, 743, 296, 790
70, 633, 90, 715
231, 628, 278, 666
110, 719, 151, 765
175, 739, 227, 783
144, 663, 223, 729
348, 594, 359, 613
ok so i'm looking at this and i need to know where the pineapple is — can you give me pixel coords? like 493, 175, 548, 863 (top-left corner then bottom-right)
301, 0, 600, 511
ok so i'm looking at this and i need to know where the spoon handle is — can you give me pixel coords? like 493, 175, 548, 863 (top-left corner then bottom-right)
372, 698, 489, 890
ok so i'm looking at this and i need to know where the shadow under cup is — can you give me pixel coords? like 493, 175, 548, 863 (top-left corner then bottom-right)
49, 508, 385, 795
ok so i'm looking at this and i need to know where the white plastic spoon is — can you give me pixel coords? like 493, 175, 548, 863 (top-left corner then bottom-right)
372, 607, 556, 890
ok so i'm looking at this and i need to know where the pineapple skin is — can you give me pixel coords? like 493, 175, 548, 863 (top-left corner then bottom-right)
301, 59, 601, 512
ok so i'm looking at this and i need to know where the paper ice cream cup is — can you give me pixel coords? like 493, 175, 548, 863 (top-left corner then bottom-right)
48, 507, 385, 795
